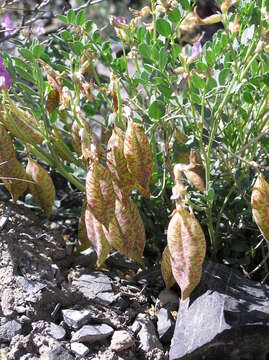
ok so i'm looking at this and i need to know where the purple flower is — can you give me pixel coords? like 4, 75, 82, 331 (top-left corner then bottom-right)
4, 15, 13, 34
188, 40, 202, 63
114, 16, 128, 26
0, 57, 11, 90
110, 16, 129, 29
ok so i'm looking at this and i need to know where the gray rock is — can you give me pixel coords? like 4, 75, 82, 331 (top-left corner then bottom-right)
110, 330, 135, 351
170, 260, 269, 360
132, 313, 163, 353
20, 355, 39, 360
46, 323, 66, 340
15, 276, 46, 294
0, 320, 22, 343
1, 288, 15, 316
157, 308, 175, 344
40, 346, 74, 360
62, 309, 93, 329
70, 342, 89, 357
71, 324, 114, 343
72, 272, 114, 305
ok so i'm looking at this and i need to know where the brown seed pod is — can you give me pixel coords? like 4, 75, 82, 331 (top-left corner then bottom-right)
124, 120, 153, 198
167, 207, 206, 300
251, 173, 269, 242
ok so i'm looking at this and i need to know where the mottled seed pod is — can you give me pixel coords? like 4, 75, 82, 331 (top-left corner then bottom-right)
251, 173, 269, 242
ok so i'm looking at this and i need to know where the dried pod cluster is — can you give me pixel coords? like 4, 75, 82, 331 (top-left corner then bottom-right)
162, 156, 206, 300
81, 118, 153, 266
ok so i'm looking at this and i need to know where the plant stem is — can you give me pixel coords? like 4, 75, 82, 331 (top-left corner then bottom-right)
151, 0, 157, 42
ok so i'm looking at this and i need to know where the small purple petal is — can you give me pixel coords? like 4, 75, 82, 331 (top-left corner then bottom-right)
114, 16, 128, 26
4, 15, 13, 32
189, 41, 202, 62
0, 63, 11, 90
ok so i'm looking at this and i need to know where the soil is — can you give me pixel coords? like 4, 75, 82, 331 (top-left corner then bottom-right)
0, 186, 176, 359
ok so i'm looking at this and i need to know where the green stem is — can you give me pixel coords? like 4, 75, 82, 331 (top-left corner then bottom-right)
151, 0, 157, 42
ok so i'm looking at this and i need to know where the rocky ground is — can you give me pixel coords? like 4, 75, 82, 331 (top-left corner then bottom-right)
0, 197, 178, 360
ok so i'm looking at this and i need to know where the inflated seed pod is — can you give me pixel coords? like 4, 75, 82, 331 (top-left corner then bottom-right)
26, 158, 56, 218
86, 162, 115, 229
1, 109, 43, 145
251, 173, 269, 242
161, 245, 176, 289
124, 120, 153, 198
107, 127, 134, 201
103, 198, 145, 264
2, 158, 28, 202
167, 207, 206, 300
85, 205, 111, 267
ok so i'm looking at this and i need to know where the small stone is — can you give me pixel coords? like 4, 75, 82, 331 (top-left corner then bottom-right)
132, 313, 163, 353
72, 272, 114, 305
40, 346, 74, 360
158, 289, 179, 311
157, 308, 175, 344
18, 315, 31, 324
62, 309, 93, 329
0, 320, 22, 343
1, 288, 15, 316
110, 330, 135, 352
15, 305, 26, 314
46, 323, 66, 340
70, 342, 89, 357
71, 324, 114, 343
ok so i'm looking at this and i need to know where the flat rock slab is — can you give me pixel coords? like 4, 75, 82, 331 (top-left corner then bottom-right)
170, 260, 269, 360
132, 313, 163, 354
71, 324, 114, 343
0, 320, 22, 343
62, 309, 93, 329
72, 272, 114, 305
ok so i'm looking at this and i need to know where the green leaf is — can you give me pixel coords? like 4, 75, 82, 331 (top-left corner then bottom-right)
57, 15, 68, 24
61, 30, 73, 42
181, 0, 190, 10
85, 20, 94, 32
192, 74, 205, 89
33, 44, 45, 59
139, 43, 151, 59
76, 10, 86, 26
159, 47, 168, 71
149, 100, 165, 119
92, 30, 101, 44
219, 68, 230, 85
67, 9, 75, 24
70, 41, 84, 55
156, 19, 172, 37
242, 91, 254, 104
19, 48, 34, 61
15, 66, 35, 83
205, 49, 216, 66
168, 7, 181, 23
137, 26, 145, 43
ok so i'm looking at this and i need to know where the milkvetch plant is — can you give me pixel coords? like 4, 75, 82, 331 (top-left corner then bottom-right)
0, 0, 269, 298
